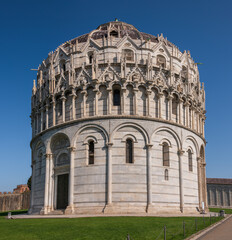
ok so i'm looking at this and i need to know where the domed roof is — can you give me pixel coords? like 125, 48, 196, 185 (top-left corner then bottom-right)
69, 21, 159, 45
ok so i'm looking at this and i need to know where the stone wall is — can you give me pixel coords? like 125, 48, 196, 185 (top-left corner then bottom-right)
0, 191, 30, 212
207, 178, 232, 208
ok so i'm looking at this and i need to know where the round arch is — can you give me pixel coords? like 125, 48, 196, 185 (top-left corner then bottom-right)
47, 132, 71, 153
71, 124, 109, 146
110, 122, 150, 144
183, 136, 200, 157
152, 126, 181, 149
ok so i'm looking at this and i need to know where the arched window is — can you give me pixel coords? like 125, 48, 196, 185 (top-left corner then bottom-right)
164, 169, 169, 181
126, 138, 133, 163
113, 89, 120, 106
188, 149, 193, 172
157, 55, 166, 68
122, 49, 134, 61
172, 95, 178, 123
88, 140, 94, 165
110, 31, 118, 37
162, 142, 169, 166
62, 63, 66, 72
88, 52, 93, 64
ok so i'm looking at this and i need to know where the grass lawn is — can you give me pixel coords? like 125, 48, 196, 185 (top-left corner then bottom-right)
0, 213, 223, 240
209, 207, 232, 214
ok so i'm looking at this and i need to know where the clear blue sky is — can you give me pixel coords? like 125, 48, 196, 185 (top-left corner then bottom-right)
0, 0, 231, 191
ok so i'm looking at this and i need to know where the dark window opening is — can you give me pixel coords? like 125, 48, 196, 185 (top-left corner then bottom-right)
110, 31, 118, 37
126, 139, 133, 163
62, 64, 66, 72
88, 141, 94, 165
122, 49, 134, 61
113, 89, 120, 106
163, 142, 170, 167
164, 169, 169, 181
188, 150, 193, 172
89, 55, 93, 64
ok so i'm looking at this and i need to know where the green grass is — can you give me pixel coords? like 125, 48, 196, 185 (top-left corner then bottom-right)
0, 209, 28, 217
209, 207, 232, 214
0, 213, 223, 240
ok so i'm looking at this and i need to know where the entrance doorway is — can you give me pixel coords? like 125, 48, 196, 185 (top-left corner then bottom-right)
56, 174, 69, 209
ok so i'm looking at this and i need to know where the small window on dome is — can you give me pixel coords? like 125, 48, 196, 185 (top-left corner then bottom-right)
122, 49, 134, 61
110, 31, 118, 37
157, 55, 166, 68
88, 52, 93, 64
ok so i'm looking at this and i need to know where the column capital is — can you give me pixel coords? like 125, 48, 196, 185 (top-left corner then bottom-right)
167, 95, 173, 100
146, 144, 153, 149
81, 90, 87, 95
177, 149, 185, 156
106, 142, 113, 148
45, 153, 52, 159
67, 146, 76, 152
106, 88, 112, 92
197, 157, 202, 162
60, 96, 66, 101
157, 92, 163, 98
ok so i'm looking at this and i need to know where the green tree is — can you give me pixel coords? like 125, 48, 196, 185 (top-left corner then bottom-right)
27, 176, 32, 190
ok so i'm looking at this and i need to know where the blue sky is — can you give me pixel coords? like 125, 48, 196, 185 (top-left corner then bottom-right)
0, 0, 231, 191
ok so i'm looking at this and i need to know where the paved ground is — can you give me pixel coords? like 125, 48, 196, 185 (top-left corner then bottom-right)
198, 215, 232, 240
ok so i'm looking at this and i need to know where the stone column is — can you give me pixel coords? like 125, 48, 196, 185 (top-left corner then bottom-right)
121, 87, 126, 115
202, 119, 205, 138
52, 98, 56, 126
185, 102, 189, 128
146, 144, 153, 211
45, 104, 49, 129
106, 143, 113, 205
65, 147, 76, 214
133, 88, 138, 115
81, 91, 87, 117
28, 161, 36, 214
197, 157, 202, 210
158, 93, 163, 119
202, 162, 208, 209
178, 149, 184, 212
48, 154, 54, 211
168, 95, 173, 121
36, 111, 39, 133
146, 90, 151, 117
71, 92, 76, 120
192, 108, 195, 130
107, 89, 112, 115
61, 95, 66, 123
179, 99, 183, 125
94, 89, 99, 116
196, 111, 199, 133
41, 153, 51, 215
40, 107, 44, 131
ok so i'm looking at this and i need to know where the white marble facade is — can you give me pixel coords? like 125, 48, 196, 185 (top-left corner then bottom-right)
29, 21, 207, 215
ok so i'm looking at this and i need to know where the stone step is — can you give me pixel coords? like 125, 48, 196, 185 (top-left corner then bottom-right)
48, 210, 64, 215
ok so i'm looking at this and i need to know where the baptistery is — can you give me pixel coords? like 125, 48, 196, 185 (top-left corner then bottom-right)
29, 21, 207, 215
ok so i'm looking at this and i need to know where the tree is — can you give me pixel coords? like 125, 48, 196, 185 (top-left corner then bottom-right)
27, 176, 32, 190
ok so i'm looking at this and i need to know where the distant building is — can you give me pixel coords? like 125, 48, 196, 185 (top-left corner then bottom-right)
13, 184, 29, 194
207, 178, 232, 208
